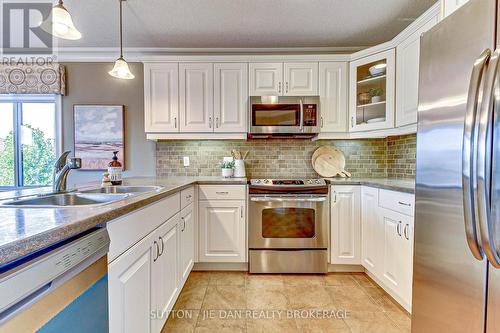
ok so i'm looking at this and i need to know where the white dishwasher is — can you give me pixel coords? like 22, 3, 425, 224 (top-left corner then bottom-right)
0, 227, 110, 333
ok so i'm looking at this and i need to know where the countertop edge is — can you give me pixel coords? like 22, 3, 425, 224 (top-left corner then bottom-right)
0, 177, 247, 266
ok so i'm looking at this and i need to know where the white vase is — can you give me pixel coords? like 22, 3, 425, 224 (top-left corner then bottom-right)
371, 96, 382, 103
233, 160, 246, 178
221, 168, 234, 178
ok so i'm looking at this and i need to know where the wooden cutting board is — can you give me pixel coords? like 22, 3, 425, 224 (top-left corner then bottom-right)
314, 154, 344, 178
312, 145, 351, 178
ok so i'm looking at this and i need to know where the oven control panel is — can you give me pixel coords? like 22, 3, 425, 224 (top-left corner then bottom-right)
250, 179, 326, 186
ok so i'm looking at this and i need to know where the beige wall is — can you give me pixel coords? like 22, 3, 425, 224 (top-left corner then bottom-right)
61, 62, 155, 186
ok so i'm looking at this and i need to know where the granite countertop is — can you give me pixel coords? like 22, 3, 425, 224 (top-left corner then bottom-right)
0, 176, 246, 266
325, 177, 415, 194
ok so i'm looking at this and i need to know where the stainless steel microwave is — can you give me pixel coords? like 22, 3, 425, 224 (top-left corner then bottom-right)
249, 96, 320, 137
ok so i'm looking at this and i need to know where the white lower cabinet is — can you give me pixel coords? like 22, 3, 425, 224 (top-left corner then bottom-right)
152, 216, 180, 333
357, 186, 415, 312
330, 186, 361, 264
179, 203, 195, 284
109, 232, 155, 333
361, 186, 382, 276
199, 200, 246, 262
108, 194, 195, 333
380, 207, 413, 309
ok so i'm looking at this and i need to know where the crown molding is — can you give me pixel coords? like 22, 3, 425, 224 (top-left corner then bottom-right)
55, 46, 366, 62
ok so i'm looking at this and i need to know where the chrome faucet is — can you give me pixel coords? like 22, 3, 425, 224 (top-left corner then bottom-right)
53, 151, 81, 192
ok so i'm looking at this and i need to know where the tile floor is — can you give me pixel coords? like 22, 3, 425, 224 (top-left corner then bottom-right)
161, 271, 411, 333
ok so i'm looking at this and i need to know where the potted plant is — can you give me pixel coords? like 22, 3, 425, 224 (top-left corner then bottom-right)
369, 88, 384, 103
217, 160, 235, 178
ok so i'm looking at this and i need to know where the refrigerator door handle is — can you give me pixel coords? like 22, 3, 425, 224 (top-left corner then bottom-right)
477, 47, 500, 268
462, 48, 490, 260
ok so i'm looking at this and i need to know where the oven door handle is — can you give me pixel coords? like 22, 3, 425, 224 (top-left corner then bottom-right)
299, 99, 304, 132
250, 197, 327, 202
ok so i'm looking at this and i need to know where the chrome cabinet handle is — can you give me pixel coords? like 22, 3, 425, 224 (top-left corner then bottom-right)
321, 116, 324, 128
174, 117, 177, 129
186, 194, 192, 199
158, 236, 164, 256
278, 82, 282, 94
215, 117, 219, 128
209, 117, 212, 128
351, 116, 354, 128
216, 191, 229, 195
333, 191, 337, 203
241, 206, 243, 219
404, 224, 409, 240
398, 201, 412, 207
397, 221, 402, 237
286, 82, 289, 94
462, 49, 490, 261
181, 216, 186, 232
477, 47, 500, 267
153, 241, 159, 262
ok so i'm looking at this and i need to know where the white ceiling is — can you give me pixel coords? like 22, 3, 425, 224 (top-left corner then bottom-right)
60, 0, 438, 49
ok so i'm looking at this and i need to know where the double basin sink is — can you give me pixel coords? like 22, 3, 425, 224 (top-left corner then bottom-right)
0, 186, 162, 208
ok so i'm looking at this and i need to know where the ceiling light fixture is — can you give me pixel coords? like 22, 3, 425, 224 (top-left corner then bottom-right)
109, 0, 134, 80
41, 0, 82, 40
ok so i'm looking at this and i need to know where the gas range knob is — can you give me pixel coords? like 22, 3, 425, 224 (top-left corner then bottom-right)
264, 179, 270, 184
315, 179, 321, 184
254, 179, 261, 184
307, 180, 313, 184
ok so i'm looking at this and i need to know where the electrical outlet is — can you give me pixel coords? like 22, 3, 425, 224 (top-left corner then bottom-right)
183, 156, 190, 167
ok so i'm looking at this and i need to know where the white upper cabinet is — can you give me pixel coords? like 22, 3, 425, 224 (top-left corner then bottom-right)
283, 62, 319, 96
396, 15, 439, 127
249, 62, 318, 96
441, 0, 469, 18
144, 63, 179, 132
330, 185, 361, 265
249, 63, 283, 96
319, 62, 348, 132
179, 63, 214, 132
214, 63, 248, 132
349, 49, 395, 132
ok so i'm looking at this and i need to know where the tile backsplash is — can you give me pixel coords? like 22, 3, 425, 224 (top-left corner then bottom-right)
156, 134, 416, 179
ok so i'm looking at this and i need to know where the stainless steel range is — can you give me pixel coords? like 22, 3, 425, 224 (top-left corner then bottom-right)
248, 179, 329, 273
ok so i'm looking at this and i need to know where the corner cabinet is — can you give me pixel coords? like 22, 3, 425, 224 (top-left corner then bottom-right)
319, 62, 348, 132
330, 185, 361, 265
396, 14, 439, 127
249, 62, 318, 96
361, 186, 381, 276
144, 63, 179, 132
349, 49, 395, 132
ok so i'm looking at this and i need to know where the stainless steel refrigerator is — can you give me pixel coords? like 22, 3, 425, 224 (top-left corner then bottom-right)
413, 0, 500, 332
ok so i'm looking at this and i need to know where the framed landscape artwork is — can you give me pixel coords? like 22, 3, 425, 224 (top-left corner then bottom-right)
74, 105, 125, 170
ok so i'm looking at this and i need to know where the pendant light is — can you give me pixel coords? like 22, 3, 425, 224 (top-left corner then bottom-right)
41, 0, 82, 40
109, 0, 135, 80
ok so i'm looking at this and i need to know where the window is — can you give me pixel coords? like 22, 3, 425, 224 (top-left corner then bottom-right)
0, 96, 60, 188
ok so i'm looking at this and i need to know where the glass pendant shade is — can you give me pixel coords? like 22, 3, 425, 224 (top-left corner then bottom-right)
41, 2, 82, 40
108, 57, 135, 80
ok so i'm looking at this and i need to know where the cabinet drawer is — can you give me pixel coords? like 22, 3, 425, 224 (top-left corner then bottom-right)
181, 186, 194, 209
107, 193, 180, 262
379, 189, 415, 217
199, 185, 246, 200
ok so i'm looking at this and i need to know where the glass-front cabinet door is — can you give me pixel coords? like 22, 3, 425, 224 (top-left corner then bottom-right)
349, 49, 395, 132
